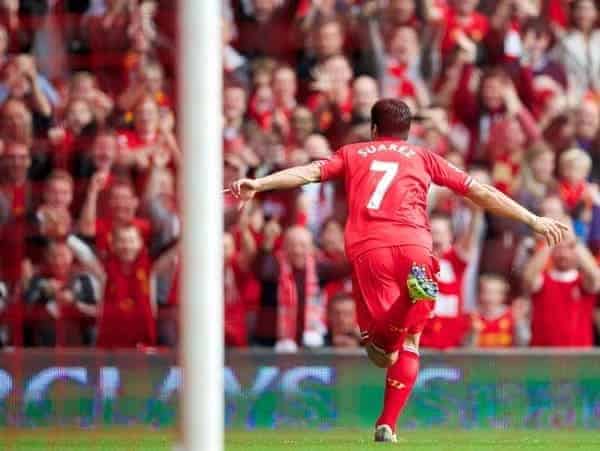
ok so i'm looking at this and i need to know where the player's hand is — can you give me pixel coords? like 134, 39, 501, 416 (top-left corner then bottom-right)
230, 178, 259, 202
531, 216, 570, 246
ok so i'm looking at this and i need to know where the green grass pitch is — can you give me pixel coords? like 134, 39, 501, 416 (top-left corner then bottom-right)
1, 428, 600, 450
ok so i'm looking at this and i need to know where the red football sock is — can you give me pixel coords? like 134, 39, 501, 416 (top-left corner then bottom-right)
370, 300, 433, 353
376, 346, 420, 431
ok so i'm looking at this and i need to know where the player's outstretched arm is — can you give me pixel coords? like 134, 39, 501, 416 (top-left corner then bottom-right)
465, 180, 569, 246
229, 162, 322, 202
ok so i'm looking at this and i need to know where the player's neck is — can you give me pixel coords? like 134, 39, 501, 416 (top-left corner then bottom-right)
373, 134, 407, 142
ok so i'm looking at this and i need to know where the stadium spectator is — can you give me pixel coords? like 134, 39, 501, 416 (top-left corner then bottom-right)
464, 274, 530, 347
78, 179, 153, 258
1, 0, 599, 350
440, 0, 489, 58
555, 0, 600, 103
224, 231, 250, 347
557, 148, 597, 238
298, 17, 347, 83
522, 234, 600, 347
233, 0, 299, 63
0, 141, 33, 285
325, 291, 361, 348
420, 204, 483, 349
307, 55, 355, 147
93, 224, 178, 348
516, 144, 558, 218
23, 240, 98, 346
574, 99, 600, 155
368, 24, 429, 106
252, 224, 350, 350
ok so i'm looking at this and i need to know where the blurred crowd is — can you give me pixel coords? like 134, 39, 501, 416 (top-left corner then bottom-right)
222, 0, 600, 351
1, 0, 599, 350
0, 0, 180, 348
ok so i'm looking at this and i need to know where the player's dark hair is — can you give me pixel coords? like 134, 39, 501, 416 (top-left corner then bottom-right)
371, 99, 412, 137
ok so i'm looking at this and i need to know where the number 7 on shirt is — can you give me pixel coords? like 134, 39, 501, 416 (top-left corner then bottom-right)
367, 160, 398, 210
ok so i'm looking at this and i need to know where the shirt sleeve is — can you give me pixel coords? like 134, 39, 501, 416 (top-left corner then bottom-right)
426, 150, 473, 195
316, 149, 346, 182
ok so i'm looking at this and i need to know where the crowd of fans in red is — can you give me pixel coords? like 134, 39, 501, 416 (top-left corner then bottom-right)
0, 0, 599, 350
0, 0, 179, 347
222, 0, 600, 351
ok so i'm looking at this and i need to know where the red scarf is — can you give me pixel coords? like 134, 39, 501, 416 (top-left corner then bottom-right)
558, 180, 586, 211
276, 251, 325, 343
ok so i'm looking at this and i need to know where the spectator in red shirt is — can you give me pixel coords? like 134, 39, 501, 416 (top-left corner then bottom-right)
420, 204, 483, 349
93, 224, 178, 348
78, 177, 152, 259
233, 0, 299, 63
0, 141, 33, 285
440, 0, 489, 57
47, 98, 97, 170
452, 67, 539, 162
464, 274, 530, 348
85, 0, 132, 94
224, 231, 251, 347
117, 96, 180, 191
118, 60, 173, 114
523, 235, 600, 347
307, 55, 354, 146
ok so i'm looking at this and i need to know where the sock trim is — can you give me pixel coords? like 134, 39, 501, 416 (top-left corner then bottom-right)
402, 343, 419, 356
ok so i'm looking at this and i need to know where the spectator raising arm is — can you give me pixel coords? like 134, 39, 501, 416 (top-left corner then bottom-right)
522, 244, 552, 294
573, 241, 600, 294
78, 170, 109, 236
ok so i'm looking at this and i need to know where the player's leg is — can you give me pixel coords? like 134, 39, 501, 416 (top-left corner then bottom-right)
375, 332, 421, 441
351, 248, 403, 368
369, 246, 437, 356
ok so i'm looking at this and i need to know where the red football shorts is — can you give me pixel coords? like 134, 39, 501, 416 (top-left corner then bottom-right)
351, 245, 438, 335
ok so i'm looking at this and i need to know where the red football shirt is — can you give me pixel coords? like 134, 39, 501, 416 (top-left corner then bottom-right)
434, 246, 468, 316
473, 308, 515, 348
420, 246, 469, 349
318, 138, 473, 261
530, 270, 596, 347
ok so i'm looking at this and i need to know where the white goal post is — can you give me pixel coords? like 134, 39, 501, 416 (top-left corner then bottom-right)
179, 0, 224, 450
